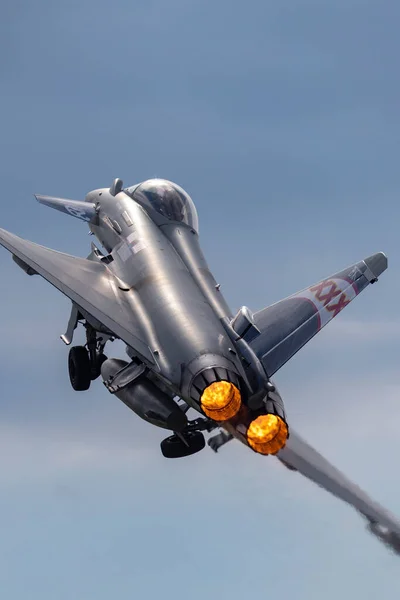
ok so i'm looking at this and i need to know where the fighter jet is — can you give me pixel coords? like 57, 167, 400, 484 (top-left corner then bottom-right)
0, 177, 399, 555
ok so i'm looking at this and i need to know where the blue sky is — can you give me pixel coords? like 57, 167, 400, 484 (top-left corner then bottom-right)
1, 0, 400, 597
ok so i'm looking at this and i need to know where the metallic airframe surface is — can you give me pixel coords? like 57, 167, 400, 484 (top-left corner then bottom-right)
0, 177, 399, 556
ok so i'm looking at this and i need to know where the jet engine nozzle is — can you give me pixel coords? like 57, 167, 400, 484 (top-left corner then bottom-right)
246, 414, 288, 455
188, 364, 242, 422
200, 380, 242, 421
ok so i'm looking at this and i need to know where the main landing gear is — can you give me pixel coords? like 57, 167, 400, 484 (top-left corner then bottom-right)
68, 326, 107, 391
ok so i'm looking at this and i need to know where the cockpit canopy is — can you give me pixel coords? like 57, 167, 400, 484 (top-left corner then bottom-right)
125, 179, 199, 232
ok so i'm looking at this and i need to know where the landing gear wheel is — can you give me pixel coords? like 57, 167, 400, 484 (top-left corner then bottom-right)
160, 431, 205, 459
68, 346, 91, 391
91, 353, 108, 380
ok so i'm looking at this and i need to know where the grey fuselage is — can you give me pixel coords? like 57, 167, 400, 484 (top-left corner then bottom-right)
84, 184, 270, 422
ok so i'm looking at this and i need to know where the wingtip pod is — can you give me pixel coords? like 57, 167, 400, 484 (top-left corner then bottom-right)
363, 252, 388, 281
366, 518, 400, 556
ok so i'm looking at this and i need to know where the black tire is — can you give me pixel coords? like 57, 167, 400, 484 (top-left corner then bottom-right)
160, 431, 205, 459
68, 346, 91, 391
91, 353, 108, 380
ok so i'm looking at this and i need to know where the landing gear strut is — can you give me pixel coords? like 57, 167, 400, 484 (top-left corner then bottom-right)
68, 325, 108, 391
86, 326, 107, 380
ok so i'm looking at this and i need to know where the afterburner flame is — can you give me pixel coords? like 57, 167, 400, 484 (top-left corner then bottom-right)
247, 414, 288, 455
200, 381, 241, 421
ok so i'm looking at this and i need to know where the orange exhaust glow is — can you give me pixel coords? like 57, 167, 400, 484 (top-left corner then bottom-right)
200, 381, 241, 421
247, 414, 288, 455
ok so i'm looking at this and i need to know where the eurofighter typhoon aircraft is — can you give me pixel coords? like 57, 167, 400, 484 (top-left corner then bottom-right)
1, 177, 399, 555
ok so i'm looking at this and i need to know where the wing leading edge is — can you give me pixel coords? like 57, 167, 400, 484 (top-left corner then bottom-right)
0, 228, 155, 365
250, 253, 388, 377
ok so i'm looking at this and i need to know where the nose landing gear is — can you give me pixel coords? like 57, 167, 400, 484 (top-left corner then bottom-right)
160, 416, 217, 458
161, 431, 206, 459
